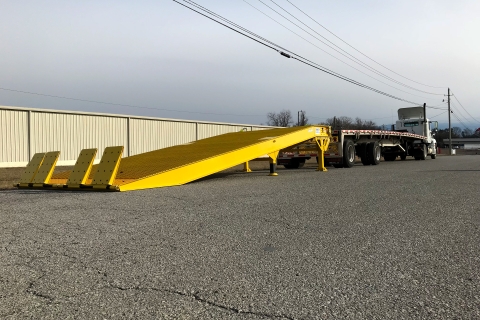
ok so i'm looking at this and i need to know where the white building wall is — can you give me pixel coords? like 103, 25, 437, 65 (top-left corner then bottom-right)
197, 123, 251, 140
464, 143, 480, 149
130, 119, 196, 155
0, 106, 278, 167
30, 112, 128, 163
0, 109, 29, 164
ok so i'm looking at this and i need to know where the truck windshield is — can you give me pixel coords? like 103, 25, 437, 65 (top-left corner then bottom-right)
404, 121, 419, 127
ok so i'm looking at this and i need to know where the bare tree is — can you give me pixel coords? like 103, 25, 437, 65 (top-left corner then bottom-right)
452, 127, 462, 138
462, 128, 473, 137
267, 110, 293, 127
322, 116, 378, 130
296, 111, 309, 126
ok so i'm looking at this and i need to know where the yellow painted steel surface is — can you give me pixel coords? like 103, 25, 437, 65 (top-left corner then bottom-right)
32, 151, 60, 186
91, 146, 123, 187
66, 148, 97, 186
21, 126, 330, 192
18, 153, 45, 186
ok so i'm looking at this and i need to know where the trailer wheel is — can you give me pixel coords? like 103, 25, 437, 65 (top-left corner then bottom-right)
400, 154, 407, 160
343, 140, 355, 168
420, 145, 427, 160
358, 143, 370, 166
431, 154, 436, 159
368, 141, 381, 165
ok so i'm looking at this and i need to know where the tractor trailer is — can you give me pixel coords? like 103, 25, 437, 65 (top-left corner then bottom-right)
278, 106, 438, 168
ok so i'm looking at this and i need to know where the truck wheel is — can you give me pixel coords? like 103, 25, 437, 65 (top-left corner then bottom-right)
420, 145, 427, 160
358, 143, 370, 166
400, 154, 407, 161
343, 140, 355, 168
297, 160, 305, 168
431, 154, 436, 159
368, 141, 381, 165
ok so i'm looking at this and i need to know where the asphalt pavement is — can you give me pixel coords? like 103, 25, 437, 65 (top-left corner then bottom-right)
1, 155, 479, 319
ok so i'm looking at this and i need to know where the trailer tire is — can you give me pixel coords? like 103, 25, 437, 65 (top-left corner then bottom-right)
420, 145, 427, 160
358, 142, 370, 166
343, 140, 356, 168
368, 141, 381, 165
431, 154, 436, 159
400, 154, 407, 160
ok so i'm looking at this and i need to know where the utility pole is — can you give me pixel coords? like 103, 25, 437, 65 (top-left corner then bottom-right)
297, 110, 303, 126
448, 88, 452, 155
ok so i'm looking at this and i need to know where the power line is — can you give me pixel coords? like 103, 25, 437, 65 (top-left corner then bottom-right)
451, 102, 478, 128
259, 0, 443, 96
0, 87, 266, 118
175, 0, 420, 105
284, 0, 447, 89
242, 0, 437, 101
451, 110, 471, 131
426, 104, 448, 110
183, 0, 290, 53
292, 57, 419, 104
450, 90, 480, 124
429, 110, 448, 119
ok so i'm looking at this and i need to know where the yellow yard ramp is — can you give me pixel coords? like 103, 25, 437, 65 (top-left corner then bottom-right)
25, 126, 331, 192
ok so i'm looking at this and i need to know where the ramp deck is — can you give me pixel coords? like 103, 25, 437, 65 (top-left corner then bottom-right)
16, 126, 331, 192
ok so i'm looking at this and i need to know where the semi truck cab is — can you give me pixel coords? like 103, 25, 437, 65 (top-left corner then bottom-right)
396, 106, 438, 159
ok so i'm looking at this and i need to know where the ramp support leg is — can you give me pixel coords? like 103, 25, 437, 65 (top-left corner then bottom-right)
243, 161, 252, 172
267, 151, 279, 176
315, 137, 330, 172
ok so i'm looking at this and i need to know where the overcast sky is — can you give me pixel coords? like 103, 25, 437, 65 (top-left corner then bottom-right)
1, 0, 479, 129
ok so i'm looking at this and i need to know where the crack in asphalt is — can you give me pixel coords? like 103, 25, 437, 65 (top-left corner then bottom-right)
26, 283, 55, 303
25, 273, 55, 304
107, 284, 296, 319
3, 232, 298, 319
3, 217, 297, 319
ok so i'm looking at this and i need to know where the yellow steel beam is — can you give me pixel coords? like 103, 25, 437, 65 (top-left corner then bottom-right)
17, 153, 46, 187
315, 136, 330, 172
90, 146, 123, 189
243, 161, 252, 172
267, 150, 280, 176
32, 151, 60, 187
66, 148, 97, 187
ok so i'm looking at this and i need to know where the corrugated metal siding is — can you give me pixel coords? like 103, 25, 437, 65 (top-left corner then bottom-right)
30, 112, 128, 161
130, 119, 196, 155
1, 106, 278, 167
0, 109, 28, 162
197, 124, 252, 140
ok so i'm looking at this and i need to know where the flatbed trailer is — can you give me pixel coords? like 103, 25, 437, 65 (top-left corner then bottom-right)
278, 106, 438, 168
278, 129, 435, 168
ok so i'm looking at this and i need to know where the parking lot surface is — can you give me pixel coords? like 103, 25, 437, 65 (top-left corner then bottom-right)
1, 156, 479, 319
